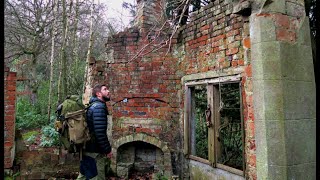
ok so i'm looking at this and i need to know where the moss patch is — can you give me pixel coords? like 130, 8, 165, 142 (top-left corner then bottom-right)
22, 130, 39, 141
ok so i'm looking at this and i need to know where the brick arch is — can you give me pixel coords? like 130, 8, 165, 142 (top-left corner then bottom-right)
111, 133, 172, 178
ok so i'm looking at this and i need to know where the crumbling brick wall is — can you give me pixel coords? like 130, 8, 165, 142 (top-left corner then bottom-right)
4, 66, 17, 169
86, 0, 256, 178
175, 1, 255, 178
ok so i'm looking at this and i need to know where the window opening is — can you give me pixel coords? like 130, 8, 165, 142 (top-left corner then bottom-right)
186, 78, 244, 175
216, 83, 243, 171
190, 85, 208, 160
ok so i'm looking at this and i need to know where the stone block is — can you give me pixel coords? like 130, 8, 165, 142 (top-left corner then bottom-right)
250, 15, 276, 44
256, 161, 268, 179
296, 17, 312, 46
252, 58, 282, 80
287, 162, 316, 179
254, 120, 267, 163
264, 121, 287, 166
286, 1, 305, 18
265, 165, 288, 180
284, 119, 316, 165
252, 80, 284, 120
280, 44, 314, 81
282, 81, 316, 120
117, 163, 133, 179
251, 41, 281, 63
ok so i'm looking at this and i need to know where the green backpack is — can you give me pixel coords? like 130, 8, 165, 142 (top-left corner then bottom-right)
54, 95, 91, 153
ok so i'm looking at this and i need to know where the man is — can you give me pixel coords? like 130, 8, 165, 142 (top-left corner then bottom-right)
77, 84, 112, 180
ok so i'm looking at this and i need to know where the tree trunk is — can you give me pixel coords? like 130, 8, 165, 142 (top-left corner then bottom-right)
48, 0, 58, 123
73, 0, 80, 69
30, 53, 39, 105
58, 0, 71, 103
83, 0, 95, 104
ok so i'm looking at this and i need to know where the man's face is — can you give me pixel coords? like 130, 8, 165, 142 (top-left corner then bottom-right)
97, 86, 110, 101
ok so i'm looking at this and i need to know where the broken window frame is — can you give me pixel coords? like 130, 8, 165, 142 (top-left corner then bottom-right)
184, 74, 245, 176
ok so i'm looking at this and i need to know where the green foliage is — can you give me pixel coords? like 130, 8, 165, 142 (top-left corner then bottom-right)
37, 80, 58, 115
155, 172, 168, 180
67, 60, 86, 96
218, 83, 243, 170
16, 80, 58, 129
39, 125, 60, 147
22, 130, 39, 141
16, 97, 47, 129
4, 171, 20, 180
26, 135, 37, 145
194, 85, 208, 159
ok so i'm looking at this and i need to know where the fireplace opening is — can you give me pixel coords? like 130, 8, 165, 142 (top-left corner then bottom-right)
116, 141, 165, 179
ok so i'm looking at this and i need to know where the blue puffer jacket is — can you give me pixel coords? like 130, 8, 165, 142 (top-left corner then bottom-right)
85, 97, 111, 154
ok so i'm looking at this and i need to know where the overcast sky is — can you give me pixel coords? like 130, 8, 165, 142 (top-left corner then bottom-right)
99, 0, 136, 28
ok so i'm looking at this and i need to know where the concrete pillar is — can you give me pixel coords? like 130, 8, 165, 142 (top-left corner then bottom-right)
250, 0, 316, 179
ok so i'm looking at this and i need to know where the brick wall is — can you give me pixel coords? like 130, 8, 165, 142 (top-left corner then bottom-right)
85, 0, 256, 178
4, 66, 17, 169
176, 1, 255, 178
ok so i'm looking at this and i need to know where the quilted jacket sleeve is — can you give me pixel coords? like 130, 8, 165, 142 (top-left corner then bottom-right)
91, 102, 111, 154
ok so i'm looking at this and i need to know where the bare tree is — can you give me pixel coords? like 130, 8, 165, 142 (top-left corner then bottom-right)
57, 0, 73, 103
48, 0, 59, 123
5, 0, 54, 104
83, 0, 95, 104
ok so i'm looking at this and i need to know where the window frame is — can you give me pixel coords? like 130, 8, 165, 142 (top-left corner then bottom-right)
184, 74, 245, 176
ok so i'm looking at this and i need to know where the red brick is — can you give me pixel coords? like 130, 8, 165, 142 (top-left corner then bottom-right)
4, 141, 13, 147
213, 34, 226, 41
273, 14, 290, 29
245, 65, 252, 77
233, 22, 243, 29
5, 95, 16, 101
226, 48, 239, 55
238, 59, 245, 65
199, 41, 206, 46
243, 37, 251, 49
276, 28, 296, 42
5, 116, 15, 123
152, 61, 163, 67
5, 81, 16, 86
226, 29, 240, 37
5, 109, 15, 116
200, 24, 210, 31
213, 47, 220, 53
6, 85, 16, 91
6, 74, 17, 81
247, 121, 255, 137
248, 154, 256, 167
231, 60, 238, 67
5, 105, 15, 111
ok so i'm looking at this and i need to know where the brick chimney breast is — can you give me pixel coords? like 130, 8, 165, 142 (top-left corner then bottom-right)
134, 0, 166, 30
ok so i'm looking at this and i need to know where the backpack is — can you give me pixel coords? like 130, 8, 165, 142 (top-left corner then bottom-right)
54, 95, 91, 153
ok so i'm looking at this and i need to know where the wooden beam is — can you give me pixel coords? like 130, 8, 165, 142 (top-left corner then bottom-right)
207, 85, 215, 166
216, 163, 243, 176
184, 74, 241, 86
189, 155, 211, 165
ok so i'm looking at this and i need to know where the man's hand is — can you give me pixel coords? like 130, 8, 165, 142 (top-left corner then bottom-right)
106, 152, 112, 159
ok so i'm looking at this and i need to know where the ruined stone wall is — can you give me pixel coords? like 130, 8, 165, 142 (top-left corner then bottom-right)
250, 0, 316, 179
4, 66, 17, 169
174, 0, 255, 178
86, 0, 256, 178
103, 27, 182, 147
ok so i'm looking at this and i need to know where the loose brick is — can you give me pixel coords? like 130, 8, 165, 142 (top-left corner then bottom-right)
243, 37, 251, 49
273, 14, 290, 29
